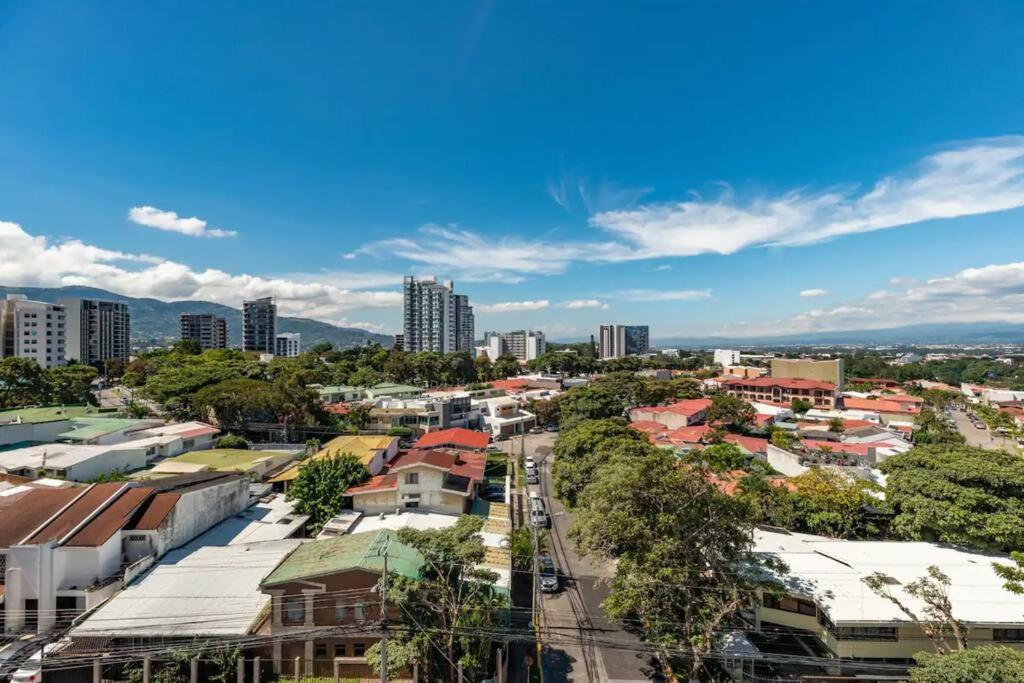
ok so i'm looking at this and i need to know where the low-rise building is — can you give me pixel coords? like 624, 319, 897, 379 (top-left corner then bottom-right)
316, 385, 364, 403
723, 377, 837, 409
628, 399, 713, 430
345, 448, 487, 515
137, 447, 302, 481
366, 394, 479, 435
364, 383, 424, 400
269, 435, 400, 490
414, 427, 489, 451
751, 527, 1024, 670
476, 397, 536, 437
0, 405, 105, 446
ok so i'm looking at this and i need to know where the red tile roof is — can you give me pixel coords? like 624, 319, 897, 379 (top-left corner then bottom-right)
389, 449, 487, 482
724, 377, 836, 391
324, 403, 350, 415
634, 399, 712, 417
629, 421, 669, 435
490, 378, 530, 392
346, 473, 399, 495
176, 425, 219, 440
724, 435, 770, 454
664, 424, 712, 444
415, 428, 489, 451
842, 398, 921, 414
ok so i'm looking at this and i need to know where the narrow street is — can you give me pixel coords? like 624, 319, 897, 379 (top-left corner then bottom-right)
949, 406, 1018, 452
524, 433, 660, 683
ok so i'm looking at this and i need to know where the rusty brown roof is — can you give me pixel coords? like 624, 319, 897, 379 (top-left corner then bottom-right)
64, 487, 155, 547
26, 483, 128, 545
0, 487, 84, 548
128, 492, 181, 531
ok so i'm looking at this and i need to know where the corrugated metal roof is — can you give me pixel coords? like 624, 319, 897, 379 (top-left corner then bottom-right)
0, 486, 84, 547
261, 529, 422, 587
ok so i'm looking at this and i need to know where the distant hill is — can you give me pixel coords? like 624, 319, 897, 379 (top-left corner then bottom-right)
0, 285, 393, 350
555, 322, 1024, 348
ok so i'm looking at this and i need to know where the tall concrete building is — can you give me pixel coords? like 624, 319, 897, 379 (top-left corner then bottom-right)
275, 332, 301, 358
59, 297, 130, 366
242, 297, 276, 353
483, 330, 546, 362
0, 295, 66, 368
179, 313, 228, 350
598, 324, 650, 359
402, 276, 474, 353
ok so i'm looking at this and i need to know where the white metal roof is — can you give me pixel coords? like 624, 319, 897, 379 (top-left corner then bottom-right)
754, 528, 1024, 626
70, 539, 301, 637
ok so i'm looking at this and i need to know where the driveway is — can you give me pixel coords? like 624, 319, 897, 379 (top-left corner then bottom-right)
950, 407, 1018, 452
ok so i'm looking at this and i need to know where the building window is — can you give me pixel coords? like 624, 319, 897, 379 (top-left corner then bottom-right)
995, 628, 1024, 642
315, 643, 328, 658
836, 626, 898, 642
354, 605, 365, 622
335, 600, 348, 622
333, 643, 347, 657
354, 643, 366, 657
405, 472, 419, 484
282, 595, 304, 623
763, 594, 817, 616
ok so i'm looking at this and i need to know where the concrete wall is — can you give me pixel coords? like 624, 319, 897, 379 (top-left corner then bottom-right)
154, 477, 250, 555
0, 419, 74, 446
766, 444, 808, 477
66, 447, 149, 481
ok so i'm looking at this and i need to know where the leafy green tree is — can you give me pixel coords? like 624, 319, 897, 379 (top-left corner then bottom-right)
911, 646, 1024, 683
671, 378, 704, 399
286, 454, 370, 530
881, 445, 1024, 551
215, 434, 249, 449
490, 354, 521, 380
346, 402, 373, 431
913, 407, 966, 445
570, 449, 781, 679
707, 393, 756, 432
473, 354, 493, 381
192, 378, 284, 430
551, 419, 647, 506
993, 551, 1024, 594
827, 416, 845, 433
172, 338, 202, 355
768, 426, 795, 449
790, 397, 813, 414
528, 395, 561, 426
348, 366, 382, 387
0, 357, 47, 408
864, 565, 967, 653
309, 341, 334, 355
45, 364, 98, 405
686, 442, 746, 472
388, 516, 505, 682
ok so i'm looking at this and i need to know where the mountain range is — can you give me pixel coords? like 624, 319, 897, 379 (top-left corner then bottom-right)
0, 286, 393, 350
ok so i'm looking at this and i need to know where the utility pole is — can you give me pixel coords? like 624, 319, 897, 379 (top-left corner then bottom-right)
379, 543, 389, 683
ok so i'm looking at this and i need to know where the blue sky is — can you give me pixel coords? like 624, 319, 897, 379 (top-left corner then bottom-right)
3, 1, 1024, 339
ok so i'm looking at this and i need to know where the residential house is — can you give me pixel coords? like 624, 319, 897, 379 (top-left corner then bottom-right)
840, 397, 921, 425
364, 383, 424, 400
366, 394, 479, 435
476, 397, 536, 437
629, 399, 712, 430
414, 427, 490, 451
269, 435, 400, 491
315, 385, 364, 403
137, 447, 302, 482
345, 449, 487, 515
0, 405, 105, 447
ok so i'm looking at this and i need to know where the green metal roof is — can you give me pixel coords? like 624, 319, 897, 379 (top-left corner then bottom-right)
262, 529, 423, 587
56, 417, 149, 441
0, 405, 103, 426
317, 385, 362, 393
367, 383, 423, 395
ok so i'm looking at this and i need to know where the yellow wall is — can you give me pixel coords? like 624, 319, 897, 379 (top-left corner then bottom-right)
771, 358, 844, 388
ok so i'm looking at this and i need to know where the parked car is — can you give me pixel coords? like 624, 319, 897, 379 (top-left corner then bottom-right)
482, 484, 506, 502
545, 425, 560, 432
524, 456, 537, 468
494, 434, 510, 442
529, 494, 549, 528
529, 426, 544, 434
526, 470, 540, 485
11, 653, 41, 683
539, 554, 559, 592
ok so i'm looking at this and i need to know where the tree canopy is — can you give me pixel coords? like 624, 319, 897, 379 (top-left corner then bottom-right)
881, 445, 1024, 551
0, 357, 97, 408
286, 454, 370, 530
550, 419, 649, 507
910, 646, 1024, 682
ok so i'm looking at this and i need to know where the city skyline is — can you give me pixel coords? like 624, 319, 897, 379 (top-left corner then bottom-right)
3, 2, 1024, 339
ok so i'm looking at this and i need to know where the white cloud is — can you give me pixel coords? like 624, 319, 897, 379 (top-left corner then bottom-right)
591, 136, 1024, 258
561, 299, 609, 309
357, 138, 1024, 281
712, 260, 1024, 337
654, 264, 672, 271
799, 288, 829, 298
128, 206, 237, 238
475, 300, 551, 313
0, 220, 400, 323
614, 288, 712, 302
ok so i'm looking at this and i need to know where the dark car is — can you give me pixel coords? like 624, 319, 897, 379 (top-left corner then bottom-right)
482, 484, 506, 502
539, 554, 559, 592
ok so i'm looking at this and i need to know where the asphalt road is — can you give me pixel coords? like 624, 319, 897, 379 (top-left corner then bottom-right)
950, 407, 1018, 452
524, 433, 660, 683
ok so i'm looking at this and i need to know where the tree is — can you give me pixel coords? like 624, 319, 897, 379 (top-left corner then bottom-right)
551, 419, 647, 506
707, 393, 756, 432
913, 407, 966, 445
192, 378, 284, 430
864, 565, 968, 654
389, 516, 505, 682
346, 402, 373, 431
768, 426, 795, 449
570, 449, 781, 679
787, 468, 879, 538
790, 397, 813, 414
911, 646, 1024, 683
348, 366, 382, 388
993, 551, 1024, 594
881, 445, 1024, 551
172, 338, 202, 355
490, 354, 521, 381
529, 396, 561, 426
215, 434, 249, 449
286, 454, 370, 530
827, 416, 845, 433
0, 357, 47, 408
686, 442, 746, 472
45, 364, 98, 405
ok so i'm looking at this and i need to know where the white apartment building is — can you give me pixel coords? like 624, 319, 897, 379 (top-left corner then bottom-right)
0, 294, 66, 368
59, 297, 130, 365
713, 348, 742, 367
483, 330, 546, 361
402, 276, 474, 353
275, 332, 301, 357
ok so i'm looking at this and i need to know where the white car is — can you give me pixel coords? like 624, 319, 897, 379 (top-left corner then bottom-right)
524, 456, 537, 468
11, 653, 42, 682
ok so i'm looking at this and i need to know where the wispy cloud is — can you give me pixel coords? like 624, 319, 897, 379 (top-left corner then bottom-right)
128, 206, 237, 238
592, 136, 1024, 257
614, 289, 712, 302
357, 137, 1024, 281
799, 288, 829, 298
0, 220, 400, 323
654, 264, 672, 272
711, 260, 1024, 337
561, 299, 609, 309
476, 299, 551, 313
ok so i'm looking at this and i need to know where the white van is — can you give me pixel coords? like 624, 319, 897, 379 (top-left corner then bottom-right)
530, 495, 549, 528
